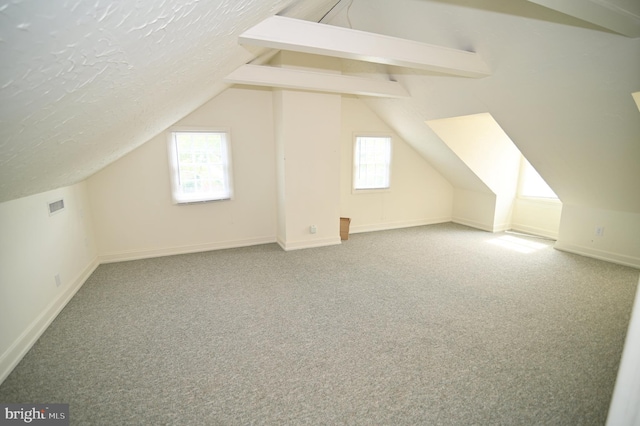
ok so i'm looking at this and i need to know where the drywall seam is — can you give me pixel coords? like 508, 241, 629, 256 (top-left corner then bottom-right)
98, 236, 277, 264
0, 257, 100, 385
554, 242, 640, 269
350, 217, 451, 234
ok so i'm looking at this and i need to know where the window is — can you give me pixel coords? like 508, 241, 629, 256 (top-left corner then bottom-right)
518, 157, 558, 200
167, 129, 233, 204
353, 135, 391, 190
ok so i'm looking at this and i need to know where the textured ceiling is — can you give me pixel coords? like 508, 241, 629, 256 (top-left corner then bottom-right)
2, 0, 639, 216
0, 0, 337, 203
333, 0, 640, 213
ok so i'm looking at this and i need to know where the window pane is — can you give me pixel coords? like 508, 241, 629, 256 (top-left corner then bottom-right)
354, 136, 391, 190
171, 131, 232, 203
520, 158, 558, 199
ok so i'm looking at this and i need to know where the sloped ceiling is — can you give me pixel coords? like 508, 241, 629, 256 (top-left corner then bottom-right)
426, 113, 522, 197
332, 0, 640, 213
0, 0, 337, 203
527, 0, 640, 37
2, 0, 639, 217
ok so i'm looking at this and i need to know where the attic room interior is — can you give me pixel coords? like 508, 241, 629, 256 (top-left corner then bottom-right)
1, 0, 639, 423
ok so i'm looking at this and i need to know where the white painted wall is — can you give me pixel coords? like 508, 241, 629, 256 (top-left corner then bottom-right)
452, 189, 497, 232
274, 89, 287, 246
494, 194, 515, 233
274, 89, 342, 250
340, 96, 453, 233
555, 205, 640, 268
427, 113, 521, 232
87, 87, 277, 262
512, 198, 562, 239
427, 114, 521, 197
0, 182, 98, 383
87, 80, 457, 257
607, 276, 640, 426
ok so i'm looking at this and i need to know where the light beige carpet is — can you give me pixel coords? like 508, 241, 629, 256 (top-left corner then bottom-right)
1, 223, 638, 425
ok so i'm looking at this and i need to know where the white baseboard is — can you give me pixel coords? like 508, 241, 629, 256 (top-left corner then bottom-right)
452, 217, 493, 232
554, 242, 640, 269
350, 217, 451, 234
0, 258, 100, 384
511, 223, 558, 240
99, 236, 277, 263
277, 236, 342, 251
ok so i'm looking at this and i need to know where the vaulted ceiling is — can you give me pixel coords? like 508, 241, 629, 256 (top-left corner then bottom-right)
335, 0, 640, 213
0, 0, 336, 203
1, 0, 639, 215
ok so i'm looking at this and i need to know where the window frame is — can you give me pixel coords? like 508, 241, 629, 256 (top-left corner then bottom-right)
167, 127, 234, 205
352, 133, 393, 194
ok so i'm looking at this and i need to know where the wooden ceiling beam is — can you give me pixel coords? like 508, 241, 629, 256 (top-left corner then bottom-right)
239, 16, 491, 78
225, 64, 409, 98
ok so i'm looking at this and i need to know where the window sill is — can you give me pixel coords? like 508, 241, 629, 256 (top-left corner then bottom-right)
352, 188, 391, 195
173, 197, 232, 205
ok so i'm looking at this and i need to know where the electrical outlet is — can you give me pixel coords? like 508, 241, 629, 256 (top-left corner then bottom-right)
310, 225, 317, 234
55, 274, 62, 287
595, 226, 605, 237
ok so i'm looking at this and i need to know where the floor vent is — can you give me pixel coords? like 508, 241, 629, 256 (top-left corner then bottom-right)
48, 199, 65, 215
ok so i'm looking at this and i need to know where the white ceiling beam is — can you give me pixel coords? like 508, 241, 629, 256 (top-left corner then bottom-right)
528, 0, 640, 38
225, 64, 409, 98
239, 16, 491, 78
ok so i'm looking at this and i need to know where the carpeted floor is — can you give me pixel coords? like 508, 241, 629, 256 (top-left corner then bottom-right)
1, 223, 638, 425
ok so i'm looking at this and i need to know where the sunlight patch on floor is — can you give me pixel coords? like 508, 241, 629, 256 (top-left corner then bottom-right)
488, 235, 548, 254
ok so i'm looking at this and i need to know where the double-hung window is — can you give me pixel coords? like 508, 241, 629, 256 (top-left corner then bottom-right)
353, 135, 392, 191
167, 129, 233, 204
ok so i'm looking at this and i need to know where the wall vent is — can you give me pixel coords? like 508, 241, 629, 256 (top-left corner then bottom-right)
48, 199, 65, 215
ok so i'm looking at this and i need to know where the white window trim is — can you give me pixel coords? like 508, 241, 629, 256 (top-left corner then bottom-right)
352, 133, 393, 194
167, 126, 234, 205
